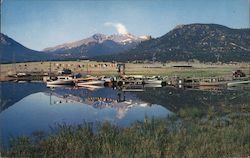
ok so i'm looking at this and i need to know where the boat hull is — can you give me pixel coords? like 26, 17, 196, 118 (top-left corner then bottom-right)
199, 81, 227, 86
144, 80, 162, 84
47, 80, 74, 85
77, 80, 105, 86
77, 85, 104, 91
227, 80, 250, 87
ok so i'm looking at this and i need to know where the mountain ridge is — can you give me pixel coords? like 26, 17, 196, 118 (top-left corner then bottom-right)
94, 23, 250, 62
43, 33, 151, 58
1, 23, 249, 63
0, 33, 52, 63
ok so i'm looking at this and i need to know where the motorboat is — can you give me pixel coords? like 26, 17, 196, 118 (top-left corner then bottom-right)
46, 76, 75, 86
143, 84, 162, 88
199, 81, 227, 86
77, 80, 105, 86
144, 79, 162, 84
199, 78, 227, 86
46, 84, 74, 88
227, 80, 250, 87
76, 76, 105, 86
99, 76, 113, 82
76, 85, 104, 91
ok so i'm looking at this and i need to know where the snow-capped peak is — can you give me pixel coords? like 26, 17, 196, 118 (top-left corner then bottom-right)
43, 33, 150, 52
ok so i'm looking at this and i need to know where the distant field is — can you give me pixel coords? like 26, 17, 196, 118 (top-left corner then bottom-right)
1, 60, 249, 78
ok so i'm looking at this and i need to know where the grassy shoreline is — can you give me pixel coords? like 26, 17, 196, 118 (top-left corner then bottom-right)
2, 105, 249, 158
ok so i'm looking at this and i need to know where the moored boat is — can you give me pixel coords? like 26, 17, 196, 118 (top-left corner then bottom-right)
46, 76, 75, 86
76, 80, 105, 86
227, 80, 250, 87
76, 76, 105, 86
199, 81, 227, 86
144, 79, 162, 84
143, 83, 162, 88
199, 78, 227, 86
76, 85, 104, 91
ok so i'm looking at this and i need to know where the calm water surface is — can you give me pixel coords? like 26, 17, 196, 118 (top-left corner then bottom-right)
0, 81, 249, 145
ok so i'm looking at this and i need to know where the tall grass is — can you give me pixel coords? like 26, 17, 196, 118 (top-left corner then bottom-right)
2, 106, 250, 158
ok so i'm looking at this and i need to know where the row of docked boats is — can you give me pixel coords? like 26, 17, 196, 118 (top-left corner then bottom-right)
191, 80, 250, 88
197, 78, 250, 87
44, 75, 105, 87
44, 75, 164, 88
43, 75, 250, 89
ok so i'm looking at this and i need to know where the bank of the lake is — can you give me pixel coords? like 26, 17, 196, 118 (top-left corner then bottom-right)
1, 105, 249, 158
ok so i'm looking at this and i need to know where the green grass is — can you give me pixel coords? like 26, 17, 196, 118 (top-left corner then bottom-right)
1, 105, 250, 158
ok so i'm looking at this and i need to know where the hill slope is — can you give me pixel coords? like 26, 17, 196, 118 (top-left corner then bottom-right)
95, 24, 250, 62
0, 33, 51, 63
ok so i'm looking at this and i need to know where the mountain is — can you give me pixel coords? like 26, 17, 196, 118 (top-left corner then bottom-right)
95, 24, 250, 62
43, 33, 151, 58
0, 33, 52, 63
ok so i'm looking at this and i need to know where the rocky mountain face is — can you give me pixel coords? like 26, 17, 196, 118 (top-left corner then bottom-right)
0, 33, 52, 63
43, 33, 151, 58
96, 24, 250, 62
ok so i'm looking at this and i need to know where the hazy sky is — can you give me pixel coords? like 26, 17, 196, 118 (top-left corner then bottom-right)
1, 0, 249, 51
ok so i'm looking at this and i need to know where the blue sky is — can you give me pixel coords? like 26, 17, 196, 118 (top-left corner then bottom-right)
1, 0, 249, 51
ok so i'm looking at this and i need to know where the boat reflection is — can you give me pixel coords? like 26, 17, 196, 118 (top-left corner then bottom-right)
45, 87, 156, 120
0, 90, 171, 145
75, 85, 105, 91
47, 84, 105, 91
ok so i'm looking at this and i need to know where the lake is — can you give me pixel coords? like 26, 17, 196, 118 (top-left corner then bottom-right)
0, 81, 250, 145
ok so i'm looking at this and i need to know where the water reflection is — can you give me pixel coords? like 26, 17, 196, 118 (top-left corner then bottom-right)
0, 81, 250, 145
0, 91, 170, 144
0, 81, 47, 111
44, 89, 165, 121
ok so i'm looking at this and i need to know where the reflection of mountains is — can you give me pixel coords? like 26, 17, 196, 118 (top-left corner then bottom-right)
45, 91, 152, 119
0, 82, 47, 112
2, 82, 249, 114
136, 87, 250, 112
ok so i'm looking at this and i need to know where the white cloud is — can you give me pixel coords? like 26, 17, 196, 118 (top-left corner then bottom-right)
104, 22, 128, 34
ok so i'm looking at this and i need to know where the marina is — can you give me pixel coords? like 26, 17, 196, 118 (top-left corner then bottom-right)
3, 71, 250, 90
1, 62, 249, 89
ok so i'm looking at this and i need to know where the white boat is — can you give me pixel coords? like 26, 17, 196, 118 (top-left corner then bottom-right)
227, 80, 250, 87
122, 85, 144, 92
76, 80, 105, 86
144, 84, 162, 88
199, 81, 227, 86
46, 76, 75, 86
144, 79, 162, 84
77, 85, 104, 91
99, 76, 113, 82
46, 84, 74, 88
